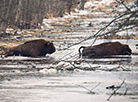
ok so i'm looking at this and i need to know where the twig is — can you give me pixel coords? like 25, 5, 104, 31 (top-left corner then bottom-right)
61, 10, 133, 51
77, 84, 93, 93
91, 83, 101, 91
124, 88, 129, 95
116, 0, 132, 12
107, 79, 125, 101
76, 83, 100, 94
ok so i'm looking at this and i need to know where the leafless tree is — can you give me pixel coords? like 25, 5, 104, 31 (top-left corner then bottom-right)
0, 0, 84, 36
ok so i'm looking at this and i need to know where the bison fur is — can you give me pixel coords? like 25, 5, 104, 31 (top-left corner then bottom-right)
5, 39, 56, 57
79, 42, 132, 58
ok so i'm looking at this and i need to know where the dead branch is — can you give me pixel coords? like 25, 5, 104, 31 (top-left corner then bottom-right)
76, 83, 100, 94
116, 0, 132, 12
62, 0, 138, 50
107, 79, 125, 101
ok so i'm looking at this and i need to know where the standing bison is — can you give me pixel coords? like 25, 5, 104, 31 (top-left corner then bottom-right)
79, 42, 132, 58
5, 39, 56, 57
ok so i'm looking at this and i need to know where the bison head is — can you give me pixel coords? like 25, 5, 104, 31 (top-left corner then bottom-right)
122, 45, 132, 55
41, 41, 56, 56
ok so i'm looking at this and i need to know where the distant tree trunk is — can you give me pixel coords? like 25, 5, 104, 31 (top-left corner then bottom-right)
80, 0, 87, 10
67, 0, 73, 14
0, 0, 86, 36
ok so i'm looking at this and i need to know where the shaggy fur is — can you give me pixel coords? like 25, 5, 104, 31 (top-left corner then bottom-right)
79, 42, 132, 58
5, 39, 56, 57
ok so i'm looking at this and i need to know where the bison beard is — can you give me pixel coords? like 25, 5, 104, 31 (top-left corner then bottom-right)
79, 42, 132, 58
5, 39, 56, 57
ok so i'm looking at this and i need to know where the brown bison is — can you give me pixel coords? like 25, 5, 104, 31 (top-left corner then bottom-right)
79, 42, 132, 58
5, 39, 56, 57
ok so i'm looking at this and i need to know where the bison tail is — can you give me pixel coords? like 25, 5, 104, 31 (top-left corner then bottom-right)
78, 46, 86, 58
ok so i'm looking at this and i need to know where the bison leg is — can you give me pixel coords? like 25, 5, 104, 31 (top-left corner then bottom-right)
13, 50, 22, 56
29, 49, 40, 57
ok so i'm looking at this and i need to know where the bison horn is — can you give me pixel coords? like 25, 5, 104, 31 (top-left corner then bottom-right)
44, 42, 51, 46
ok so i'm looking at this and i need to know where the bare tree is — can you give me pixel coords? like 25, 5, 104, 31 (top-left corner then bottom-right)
99, 0, 138, 38
62, 0, 138, 50
0, 0, 83, 36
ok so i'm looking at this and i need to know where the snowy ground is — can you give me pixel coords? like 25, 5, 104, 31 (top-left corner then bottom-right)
0, 0, 138, 102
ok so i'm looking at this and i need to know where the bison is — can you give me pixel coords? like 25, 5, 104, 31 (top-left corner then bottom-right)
79, 42, 132, 58
5, 39, 56, 57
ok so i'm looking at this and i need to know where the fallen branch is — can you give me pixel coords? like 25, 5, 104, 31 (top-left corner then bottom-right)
76, 83, 100, 94
107, 79, 125, 101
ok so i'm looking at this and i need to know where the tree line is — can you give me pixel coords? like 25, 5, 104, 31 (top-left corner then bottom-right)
0, 0, 87, 36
